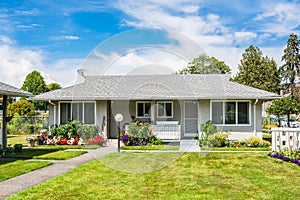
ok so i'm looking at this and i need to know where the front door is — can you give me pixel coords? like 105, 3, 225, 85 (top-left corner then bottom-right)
184, 101, 198, 138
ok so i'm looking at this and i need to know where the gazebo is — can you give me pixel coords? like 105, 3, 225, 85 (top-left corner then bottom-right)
0, 82, 32, 153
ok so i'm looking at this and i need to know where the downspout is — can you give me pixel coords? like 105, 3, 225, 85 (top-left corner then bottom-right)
253, 99, 258, 137
48, 100, 56, 128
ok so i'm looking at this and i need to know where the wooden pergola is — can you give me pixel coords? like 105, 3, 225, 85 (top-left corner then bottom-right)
0, 82, 32, 152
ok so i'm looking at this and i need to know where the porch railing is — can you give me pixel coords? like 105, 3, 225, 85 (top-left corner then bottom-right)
151, 124, 180, 140
271, 128, 300, 152
125, 123, 181, 140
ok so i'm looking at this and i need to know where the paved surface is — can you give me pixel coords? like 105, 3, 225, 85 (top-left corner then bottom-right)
0, 144, 117, 199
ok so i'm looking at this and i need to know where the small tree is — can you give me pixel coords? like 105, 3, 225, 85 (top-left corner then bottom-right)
8, 100, 36, 116
179, 54, 231, 74
21, 70, 48, 110
266, 96, 300, 127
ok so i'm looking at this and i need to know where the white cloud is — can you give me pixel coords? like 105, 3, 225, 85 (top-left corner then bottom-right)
0, 43, 82, 88
51, 35, 80, 40
234, 32, 257, 43
0, 35, 14, 44
254, 1, 300, 36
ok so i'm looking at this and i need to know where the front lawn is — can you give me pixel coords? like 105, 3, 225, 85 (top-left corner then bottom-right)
33, 150, 87, 160
9, 152, 300, 199
201, 147, 270, 151
0, 160, 52, 182
7, 134, 33, 147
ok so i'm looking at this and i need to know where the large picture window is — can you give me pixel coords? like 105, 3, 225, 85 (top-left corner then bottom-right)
157, 101, 173, 118
60, 102, 95, 124
211, 101, 250, 125
136, 102, 151, 118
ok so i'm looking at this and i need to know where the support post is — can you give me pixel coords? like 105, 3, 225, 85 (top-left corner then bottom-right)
2, 95, 8, 152
118, 122, 120, 153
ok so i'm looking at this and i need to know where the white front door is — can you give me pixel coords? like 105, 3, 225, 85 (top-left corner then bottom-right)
184, 101, 198, 138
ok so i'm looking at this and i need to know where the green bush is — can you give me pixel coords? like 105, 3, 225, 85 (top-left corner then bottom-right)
207, 133, 228, 147
14, 144, 23, 152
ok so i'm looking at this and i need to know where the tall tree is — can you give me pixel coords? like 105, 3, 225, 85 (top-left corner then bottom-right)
232, 45, 280, 94
47, 83, 61, 91
21, 71, 47, 110
178, 54, 231, 74
280, 33, 300, 97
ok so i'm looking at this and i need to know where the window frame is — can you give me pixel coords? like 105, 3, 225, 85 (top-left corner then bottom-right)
210, 100, 251, 126
136, 101, 151, 118
58, 101, 96, 125
157, 101, 173, 118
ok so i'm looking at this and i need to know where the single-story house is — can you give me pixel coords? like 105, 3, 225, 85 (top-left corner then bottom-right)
33, 74, 280, 141
0, 82, 33, 149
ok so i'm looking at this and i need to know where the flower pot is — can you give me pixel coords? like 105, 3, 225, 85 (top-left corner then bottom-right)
28, 140, 36, 147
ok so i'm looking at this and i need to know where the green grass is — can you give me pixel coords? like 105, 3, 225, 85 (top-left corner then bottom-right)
5, 149, 59, 159
33, 150, 87, 160
0, 160, 52, 182
201, 147, 270, 151
120, 145, 179, 150
7, 134, 35, 147
8, 152, 300, 199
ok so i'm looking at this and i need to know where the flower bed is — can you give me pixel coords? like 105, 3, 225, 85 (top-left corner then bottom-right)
28, 121, 106, 146
268, 151, 300, 166
121, 121, 163, 146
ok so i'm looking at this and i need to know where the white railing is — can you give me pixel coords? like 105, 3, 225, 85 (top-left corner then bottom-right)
271, 128, 300, 152
151, 124, 180, 140
125, 122, 181, 140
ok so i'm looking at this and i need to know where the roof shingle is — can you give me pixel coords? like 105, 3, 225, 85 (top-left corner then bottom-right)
32, 74, 280, 101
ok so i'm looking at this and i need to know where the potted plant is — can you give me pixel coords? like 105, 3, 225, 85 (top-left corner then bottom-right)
26, 136, 36, 147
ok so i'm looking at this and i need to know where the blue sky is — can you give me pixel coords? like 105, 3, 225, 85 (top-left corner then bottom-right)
0, 0, 300, 87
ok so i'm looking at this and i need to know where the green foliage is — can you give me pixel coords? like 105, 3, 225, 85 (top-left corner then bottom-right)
280, 33, 300, 97
199, 121, 218, 147
14, 144, 23, 152
207, 133, 228, 147
266, 96, 300, 127
232, 45, 280, 94
7, 114, 38, 134
8, 100, 36, 116
49, 121, 99, 141
178, 54, 231, 74
46, 82, 61, 91
21, 70, 48, 110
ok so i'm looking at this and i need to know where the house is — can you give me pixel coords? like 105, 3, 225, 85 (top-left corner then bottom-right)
0, 82, 33, 149
33, 74, 280, 141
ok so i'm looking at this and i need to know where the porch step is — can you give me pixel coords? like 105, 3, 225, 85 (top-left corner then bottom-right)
180, 139, 200, 152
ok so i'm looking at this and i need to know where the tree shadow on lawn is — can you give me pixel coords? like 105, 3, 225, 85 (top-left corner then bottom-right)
4, 149, 59, 159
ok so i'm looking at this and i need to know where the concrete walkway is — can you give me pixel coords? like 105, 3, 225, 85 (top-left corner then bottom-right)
0, 144, 117, 199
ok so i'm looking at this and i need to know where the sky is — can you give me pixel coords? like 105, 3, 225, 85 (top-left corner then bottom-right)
0, 0, 300, 88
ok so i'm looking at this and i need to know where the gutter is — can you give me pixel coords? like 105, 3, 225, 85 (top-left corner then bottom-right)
253, 99, 258, 137
48, 100, 56, 128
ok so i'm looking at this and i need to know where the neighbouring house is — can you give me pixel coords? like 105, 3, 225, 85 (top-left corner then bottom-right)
33, 74, 280, 141
0, 82, 33, 149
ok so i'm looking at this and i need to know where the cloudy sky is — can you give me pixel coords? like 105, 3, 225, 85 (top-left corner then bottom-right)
0, 0, 300, 87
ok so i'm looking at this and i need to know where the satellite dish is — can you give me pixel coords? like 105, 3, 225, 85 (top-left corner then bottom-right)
77, 69, 90, 78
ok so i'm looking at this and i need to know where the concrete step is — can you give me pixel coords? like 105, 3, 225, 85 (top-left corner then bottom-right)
180, 139, 200, 152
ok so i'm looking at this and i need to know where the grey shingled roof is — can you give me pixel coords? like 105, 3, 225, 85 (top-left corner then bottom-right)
0, 82, 33, 97
32, 74, 280, 101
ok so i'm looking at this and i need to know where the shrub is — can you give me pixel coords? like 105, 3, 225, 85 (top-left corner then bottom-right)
207, 133, 228, 147
248, 137, 261, 147
14, 144, 23, 152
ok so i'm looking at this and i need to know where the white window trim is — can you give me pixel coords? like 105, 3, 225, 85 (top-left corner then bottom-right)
210, 100, 251, 126
58, 101, 97, 125
136, 101, 151, 118
157, 101, 173, 118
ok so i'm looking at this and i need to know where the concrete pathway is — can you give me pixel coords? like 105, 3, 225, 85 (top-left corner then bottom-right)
0, 144, 117, 199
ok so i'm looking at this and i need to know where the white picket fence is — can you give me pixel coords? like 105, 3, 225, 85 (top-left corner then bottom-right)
271, 128, 300, 152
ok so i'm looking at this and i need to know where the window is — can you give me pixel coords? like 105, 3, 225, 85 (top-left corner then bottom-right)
59, 102, 95, 124
136, 102, 151, 118
157, 101, 173, 118
211, 101, 250, 125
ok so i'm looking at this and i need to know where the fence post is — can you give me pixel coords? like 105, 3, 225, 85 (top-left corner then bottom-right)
272, 128, 276, 152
